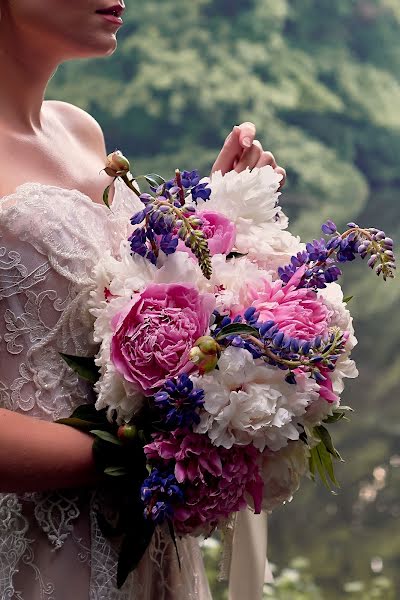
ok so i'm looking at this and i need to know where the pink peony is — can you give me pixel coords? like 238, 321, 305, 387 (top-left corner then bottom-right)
111, 283, 215, 394
145, 429, 263, 536
178, 211, 236, 257
242, 266, 331, 341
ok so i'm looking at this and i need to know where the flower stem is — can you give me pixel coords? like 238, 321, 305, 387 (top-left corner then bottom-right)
174, 170, 186, 206
121, 173, 141, 198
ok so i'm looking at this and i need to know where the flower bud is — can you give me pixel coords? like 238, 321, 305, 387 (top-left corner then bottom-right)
367, 254, 378, 268
189, 336, 221, 374
117, 424, 137, 443
105, 151, 130, 178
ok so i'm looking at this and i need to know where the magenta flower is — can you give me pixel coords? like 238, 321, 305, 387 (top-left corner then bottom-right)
145, 429, 263, 536
178, 211, 236, 257
243, 266, 331, 341
111, 283, 215, 394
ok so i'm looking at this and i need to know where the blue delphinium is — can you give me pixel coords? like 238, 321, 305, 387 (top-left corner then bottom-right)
153, 374, 205, 429
141, 470, 184, 524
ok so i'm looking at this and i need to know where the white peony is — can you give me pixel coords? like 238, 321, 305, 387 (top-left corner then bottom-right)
198, 166, 285, 229
209, 254, 270, 314
318, 282, 359, 402
259, 441, 310, 512
154, 250, 207, 290
301, 396, 340, 429
195, 167, 303, 272
94, 361, 144, 423
235, 224, 304, 274
193, 347, 320, 452
319, 282, 357, 351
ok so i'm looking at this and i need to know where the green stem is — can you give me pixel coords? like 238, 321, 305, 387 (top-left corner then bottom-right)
121, 173, 141, 198
240, 330, 344, 370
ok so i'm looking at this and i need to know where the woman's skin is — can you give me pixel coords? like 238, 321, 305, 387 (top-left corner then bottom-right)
0, 0, 286, 493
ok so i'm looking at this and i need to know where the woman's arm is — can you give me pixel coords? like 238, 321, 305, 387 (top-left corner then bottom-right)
0, 408, 99, 493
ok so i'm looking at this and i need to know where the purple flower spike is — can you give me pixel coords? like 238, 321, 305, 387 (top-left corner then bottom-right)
322, 220, 337, 235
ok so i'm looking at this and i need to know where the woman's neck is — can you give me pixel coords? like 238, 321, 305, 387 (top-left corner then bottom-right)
0, 25, 60, 133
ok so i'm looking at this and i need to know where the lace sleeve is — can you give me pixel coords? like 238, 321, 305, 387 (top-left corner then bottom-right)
0, 184, 113, 419
0, 223, 95, 419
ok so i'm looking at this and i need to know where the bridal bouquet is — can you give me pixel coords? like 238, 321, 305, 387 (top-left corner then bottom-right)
60, 152, 395, 587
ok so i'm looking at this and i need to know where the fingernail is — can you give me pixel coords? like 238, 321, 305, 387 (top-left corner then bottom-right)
242, 137, 252, 148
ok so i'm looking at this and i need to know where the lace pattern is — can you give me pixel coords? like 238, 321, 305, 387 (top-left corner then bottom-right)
0, 495, 29, 600
0, 181, 212, 599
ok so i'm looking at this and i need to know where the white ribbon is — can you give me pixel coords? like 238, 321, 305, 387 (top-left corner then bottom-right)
228, 509, 271, 600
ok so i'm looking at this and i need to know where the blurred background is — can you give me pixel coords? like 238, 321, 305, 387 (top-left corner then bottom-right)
48, 1, 400, 597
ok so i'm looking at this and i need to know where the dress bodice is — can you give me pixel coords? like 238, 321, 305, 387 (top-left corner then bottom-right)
0, 182, 115, 420
0, 181, 211, 599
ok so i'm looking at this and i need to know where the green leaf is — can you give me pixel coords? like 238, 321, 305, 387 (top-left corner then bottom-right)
226, 251, 248, 260
317, 443, 340, 488
56, 417, 105, 433
117, 521, 155, 588
311, 446, 330, 489
144, 173, 165, 188
343, 295, 354, 304
314, 425, 343, 461
323, 406, 354, 424
103, 183, 112, 208
215, 323, 260, 341
67, 404, 108, 423
104, 466, 128, 477
310, 443, 340, 491
309, 449, 316, 481
90, 430, 122, 446
96, 512, 125, 538
59, 353, 99, 384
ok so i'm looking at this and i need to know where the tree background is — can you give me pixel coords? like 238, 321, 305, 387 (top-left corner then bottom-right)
48, 1, 400, 597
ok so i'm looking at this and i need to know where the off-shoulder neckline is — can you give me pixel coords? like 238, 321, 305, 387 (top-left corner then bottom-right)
0, 181, 108, 209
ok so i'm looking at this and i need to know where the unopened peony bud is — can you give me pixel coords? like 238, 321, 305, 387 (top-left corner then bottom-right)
105, 151, 130, 178
189, 336, 221, 373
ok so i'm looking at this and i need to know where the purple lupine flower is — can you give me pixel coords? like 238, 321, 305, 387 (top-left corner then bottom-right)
181, 170, 201, 189
321, 220, 337, 235
141, 469, 184, 524
153, 374, 205, 430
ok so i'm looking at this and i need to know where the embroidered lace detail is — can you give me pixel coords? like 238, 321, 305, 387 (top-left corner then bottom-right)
30, 492, 81, 550
89, 492, 135, 600
0, 182, 211, 599
0, 494, 29, 599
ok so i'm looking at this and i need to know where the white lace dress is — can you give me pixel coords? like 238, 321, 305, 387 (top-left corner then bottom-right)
0, 180, 212, 600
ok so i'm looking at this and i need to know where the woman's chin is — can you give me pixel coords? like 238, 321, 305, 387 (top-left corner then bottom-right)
71, 36, 118, 59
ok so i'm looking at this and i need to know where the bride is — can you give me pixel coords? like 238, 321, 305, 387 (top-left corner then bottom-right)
0, 1, 285, 598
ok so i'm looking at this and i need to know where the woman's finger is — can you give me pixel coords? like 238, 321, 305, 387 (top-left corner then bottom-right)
211, 126, 242, 175
255, 151, 277, 169
274, 166, 287, 189
237, 122, 257, 149
235, 140, 263, 172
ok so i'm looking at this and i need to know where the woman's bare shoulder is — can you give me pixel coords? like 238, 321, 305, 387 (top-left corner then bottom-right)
45, 100, 107, 159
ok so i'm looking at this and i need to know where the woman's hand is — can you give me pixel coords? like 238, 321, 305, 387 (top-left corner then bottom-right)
211, 122, 286, 188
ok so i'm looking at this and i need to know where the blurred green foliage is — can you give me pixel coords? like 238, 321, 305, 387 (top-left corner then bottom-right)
48, 1, 400, 597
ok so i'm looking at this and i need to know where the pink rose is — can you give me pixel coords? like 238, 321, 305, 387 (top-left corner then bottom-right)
178, 211, 236, 257
242, 266, 331, 341
111, 283, 215, 394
